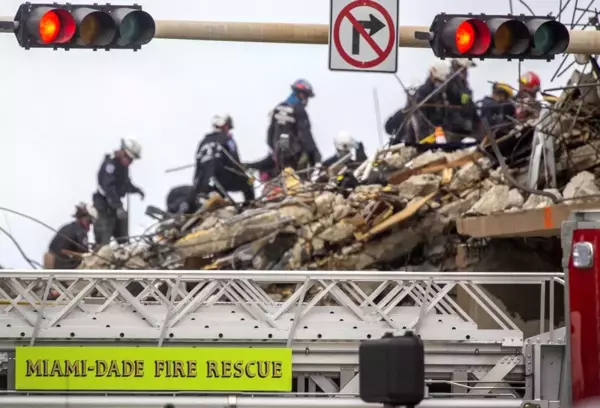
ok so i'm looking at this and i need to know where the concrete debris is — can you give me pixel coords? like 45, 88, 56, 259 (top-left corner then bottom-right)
397, 174, 440, 199
77, 121, 600, 274
563, 171, 600, 200
467, 185, 511, 216
507, 189, 525, 208
522, 189, 562, 210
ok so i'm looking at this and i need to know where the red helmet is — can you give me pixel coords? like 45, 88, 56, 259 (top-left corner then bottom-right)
520, 71, 541, 93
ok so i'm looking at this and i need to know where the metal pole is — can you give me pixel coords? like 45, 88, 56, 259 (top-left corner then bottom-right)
0, 396, 526, 408
153, 21, 430, 47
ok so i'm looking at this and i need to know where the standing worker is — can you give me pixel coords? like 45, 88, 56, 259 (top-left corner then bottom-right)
447, 59, 481, 140
93, 138, 145, 247
516, 71, 542, 121
266, 79, 321, 172
192, 114, 255, 204
44, 203, 97, 270
408, 61, 453, 142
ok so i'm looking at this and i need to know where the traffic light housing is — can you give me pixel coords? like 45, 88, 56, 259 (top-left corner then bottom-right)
14, 3, 156, 50
427, 13, 570, 60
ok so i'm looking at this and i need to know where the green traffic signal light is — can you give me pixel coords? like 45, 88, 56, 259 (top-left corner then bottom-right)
530, 19, 570, 55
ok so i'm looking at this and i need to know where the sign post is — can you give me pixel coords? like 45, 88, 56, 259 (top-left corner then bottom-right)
329, 0, 399, 73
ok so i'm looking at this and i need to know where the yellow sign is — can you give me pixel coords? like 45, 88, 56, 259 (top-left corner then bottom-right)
15, 346, 292, 391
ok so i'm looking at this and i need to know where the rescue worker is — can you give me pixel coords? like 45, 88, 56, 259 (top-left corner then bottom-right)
411, 61, 453, 142
446, 58, 481, 140
322, 131, 367, 171
166, 185, 199, 215
192, 114, 255, 204
45, 203, 97, 270
93, 138, 145, 247
479, 82, 516, 137
385, 62, 452, 144
516, 71, 542, 121
267, 79, 322, 172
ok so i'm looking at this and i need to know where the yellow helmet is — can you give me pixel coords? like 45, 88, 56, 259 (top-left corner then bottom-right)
493, 82, 514, 97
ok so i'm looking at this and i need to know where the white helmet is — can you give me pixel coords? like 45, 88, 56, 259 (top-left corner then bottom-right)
429, 61, 451, 82
452, 58, 476, 69
334, 130, 355, 152
121, 138, 142, 160
211, 114, 233, 131
85, 204, 98, 220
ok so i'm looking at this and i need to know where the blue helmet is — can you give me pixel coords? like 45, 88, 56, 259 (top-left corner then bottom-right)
291, 79, 315, 97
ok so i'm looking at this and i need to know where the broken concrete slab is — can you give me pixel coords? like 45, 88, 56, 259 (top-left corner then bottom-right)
522, 189, 562, 210
563, 171, 600, 200
467, 185, 511, 216
397, 174, 440, 199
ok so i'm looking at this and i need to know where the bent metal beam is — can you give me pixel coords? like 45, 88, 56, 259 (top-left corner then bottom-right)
1, 17, 599, 54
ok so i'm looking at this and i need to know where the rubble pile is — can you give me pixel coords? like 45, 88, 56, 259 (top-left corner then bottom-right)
77, 141, 600, 273
544, 70, 600, 176
76, 69, 600, 273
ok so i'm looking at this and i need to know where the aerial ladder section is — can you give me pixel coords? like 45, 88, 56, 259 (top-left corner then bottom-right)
0, 266, 565, 407
4, 206, 600, 407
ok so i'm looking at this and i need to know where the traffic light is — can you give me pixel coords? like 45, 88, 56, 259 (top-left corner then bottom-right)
13, 3, 156, 50
427, 13, 570, 60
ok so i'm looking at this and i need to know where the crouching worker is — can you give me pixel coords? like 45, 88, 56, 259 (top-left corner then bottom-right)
44, 203, 96, 298
45, 203, 96, 270
323, 131, 367, 172
166, 185, 200, 215
192, 114, 255, 204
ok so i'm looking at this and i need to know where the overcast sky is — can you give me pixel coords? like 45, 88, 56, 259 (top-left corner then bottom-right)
0, 0, 591, 268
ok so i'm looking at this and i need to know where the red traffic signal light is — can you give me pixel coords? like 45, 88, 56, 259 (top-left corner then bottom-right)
449, 18, 491, 55
14, 3, 155, 50
427, 13, 570, 60
34, 7, 76, 44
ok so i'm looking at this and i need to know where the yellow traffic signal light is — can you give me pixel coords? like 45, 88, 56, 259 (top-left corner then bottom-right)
14, 3, 155, 50
427, 13, 570, 60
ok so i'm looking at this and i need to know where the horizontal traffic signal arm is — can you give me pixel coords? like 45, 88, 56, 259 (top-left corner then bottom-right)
428, 13, 570, 61
14, 3, 156, 50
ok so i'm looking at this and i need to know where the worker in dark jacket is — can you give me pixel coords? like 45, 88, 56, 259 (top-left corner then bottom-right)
446, 59, 481, 140
192, 114, 255, 203
46, 203, 96, 270
166, 185, 200, 215
479, 82, 516, 137
267, 79, 322, 171
322, 131, 367, 171
408, 61, 454, 142
92, 138, 145, 246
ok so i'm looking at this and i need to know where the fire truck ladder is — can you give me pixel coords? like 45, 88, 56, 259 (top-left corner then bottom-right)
0, 270, 565, 408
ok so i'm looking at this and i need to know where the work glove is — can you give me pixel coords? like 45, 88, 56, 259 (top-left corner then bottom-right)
116, 208, 128, 220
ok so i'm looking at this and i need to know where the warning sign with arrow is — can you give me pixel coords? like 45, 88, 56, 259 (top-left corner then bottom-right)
329, 0, 398, 73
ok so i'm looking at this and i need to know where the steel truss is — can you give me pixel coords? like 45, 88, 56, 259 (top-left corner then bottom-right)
0, 270, 565, 404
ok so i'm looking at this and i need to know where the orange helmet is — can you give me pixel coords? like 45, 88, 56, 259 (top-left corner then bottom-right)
520, 71, 541, 93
